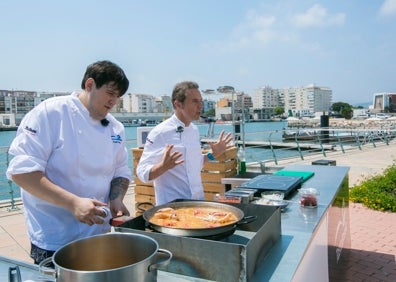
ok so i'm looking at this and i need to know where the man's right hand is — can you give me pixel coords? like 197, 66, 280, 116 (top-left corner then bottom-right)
72, 198, 108, 226
148, 144, 184, 180
161, 144, 184, 170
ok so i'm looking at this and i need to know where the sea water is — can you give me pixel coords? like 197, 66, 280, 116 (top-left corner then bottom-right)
0, 121, 288, 201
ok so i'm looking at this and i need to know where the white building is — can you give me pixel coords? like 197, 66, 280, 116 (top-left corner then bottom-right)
0, 90, 69, 124
123, 93, 155, 113
373, 92, 396, 113
282, 87, 296, 113
154, 95, 172, 113
252, 86, 280, 109
282, 84, 332, 116
352, 109, 370, 119
0, 113, 16, 126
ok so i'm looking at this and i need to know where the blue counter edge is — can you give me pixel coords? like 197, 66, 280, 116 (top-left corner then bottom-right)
252, 164, 350, 281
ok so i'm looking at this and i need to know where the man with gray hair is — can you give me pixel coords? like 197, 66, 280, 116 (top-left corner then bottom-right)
137, 81, 232, 205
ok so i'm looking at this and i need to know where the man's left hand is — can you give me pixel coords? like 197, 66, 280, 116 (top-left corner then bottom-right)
209, 130, 234, 158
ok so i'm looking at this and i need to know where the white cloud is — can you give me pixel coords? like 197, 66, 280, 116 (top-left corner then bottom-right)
226, 9, 296, 49
203, 4, 345, 52
291, 4, 345, 28
245, 10, 277, 30
203, 9, 286, 51
231, 10, 278, 46
379, 0, 396, 17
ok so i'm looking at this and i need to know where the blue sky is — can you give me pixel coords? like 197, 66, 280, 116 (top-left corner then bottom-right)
1, 0, 395, 105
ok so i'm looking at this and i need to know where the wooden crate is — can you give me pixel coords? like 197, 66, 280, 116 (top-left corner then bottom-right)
132, 148, 155, 216
201, 147, 237, 200
131, 147, 237, 215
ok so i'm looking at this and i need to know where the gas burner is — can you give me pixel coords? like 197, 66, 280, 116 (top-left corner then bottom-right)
116, 203, 281, 281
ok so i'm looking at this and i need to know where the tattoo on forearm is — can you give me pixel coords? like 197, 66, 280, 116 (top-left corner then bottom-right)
109, 177, 130, 200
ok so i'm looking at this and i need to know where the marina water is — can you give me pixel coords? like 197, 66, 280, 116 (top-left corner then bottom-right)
0, 121, 288, 201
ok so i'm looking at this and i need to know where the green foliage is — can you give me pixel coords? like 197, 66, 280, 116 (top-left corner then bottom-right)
331, 101, 353, 119
331, 101, 349, 112
203, 108, 215, 117
274, 106, 284, 116
350, 164, 396, 212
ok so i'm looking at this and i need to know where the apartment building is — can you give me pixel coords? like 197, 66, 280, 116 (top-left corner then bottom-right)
252, 84, 332, 117
252, 86, 281, 109
124, 93, 155, 113
1, 84, 335, 123
0, 90, 70, 124
282, 84, 332, 115
251, 86, 280, 119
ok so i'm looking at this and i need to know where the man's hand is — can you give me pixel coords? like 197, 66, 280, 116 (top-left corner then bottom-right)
209, 130, 234, 158
71, 198, 109, 226
161, 145, 185, 170
109, 198, 130, 218
149, 144, 184, 180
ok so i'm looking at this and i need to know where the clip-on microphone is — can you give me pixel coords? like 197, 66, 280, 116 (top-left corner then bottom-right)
101, 118, 109, 127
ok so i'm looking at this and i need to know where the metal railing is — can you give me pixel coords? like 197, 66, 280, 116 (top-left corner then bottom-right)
1, 127, 396, 208
230, 127, 396, 169
0, 146, 20, 210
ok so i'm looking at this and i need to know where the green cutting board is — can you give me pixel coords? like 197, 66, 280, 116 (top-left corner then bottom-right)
274, 170, 315, 182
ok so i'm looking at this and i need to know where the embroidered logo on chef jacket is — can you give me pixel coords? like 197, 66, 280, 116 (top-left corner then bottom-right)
24, 126, 37, 135
111, 135, 122, 143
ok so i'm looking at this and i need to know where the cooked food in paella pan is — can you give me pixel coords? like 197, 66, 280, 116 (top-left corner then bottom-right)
149, 207, 239, 229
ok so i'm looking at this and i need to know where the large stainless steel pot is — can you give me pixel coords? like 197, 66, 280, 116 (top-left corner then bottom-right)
143, 200, 256, 237
39, 232, 172, 282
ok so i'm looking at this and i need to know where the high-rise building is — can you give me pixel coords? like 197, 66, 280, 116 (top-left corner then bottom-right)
282, 84, 332, 115
252, 86, 280, 109
373, 92, 396, 113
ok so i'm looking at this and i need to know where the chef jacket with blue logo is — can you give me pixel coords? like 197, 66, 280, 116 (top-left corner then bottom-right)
136, 114, 204, 205
6, 92, 131, 251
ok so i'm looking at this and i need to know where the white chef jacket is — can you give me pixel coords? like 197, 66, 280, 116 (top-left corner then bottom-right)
6, 92, 131, 251
136, 114, 204, 205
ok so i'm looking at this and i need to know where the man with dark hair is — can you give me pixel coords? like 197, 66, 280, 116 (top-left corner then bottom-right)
137, 81, 232, 205
6, 60, 131, 264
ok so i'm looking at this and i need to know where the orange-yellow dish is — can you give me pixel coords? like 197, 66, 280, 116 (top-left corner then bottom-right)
150, 207, 238, 229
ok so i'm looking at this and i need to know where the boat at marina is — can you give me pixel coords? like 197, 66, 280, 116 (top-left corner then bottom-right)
282, 129, 357, 142
282, 128, 395, 144
282, 129, 318, 141
120, 121, 142, 127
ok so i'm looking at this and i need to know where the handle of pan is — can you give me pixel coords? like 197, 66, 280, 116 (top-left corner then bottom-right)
148, 248, 173, 272
236, 215, 257, 225
136, 202, 155, 212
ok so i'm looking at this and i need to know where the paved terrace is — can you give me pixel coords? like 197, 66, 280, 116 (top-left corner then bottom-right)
1, 143, 396, 281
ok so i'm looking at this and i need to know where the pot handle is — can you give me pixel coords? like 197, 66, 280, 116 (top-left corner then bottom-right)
148, 248, 173, 272
38, 257, 57, 279
237, 215, 257, 225
136, 202, 154, 212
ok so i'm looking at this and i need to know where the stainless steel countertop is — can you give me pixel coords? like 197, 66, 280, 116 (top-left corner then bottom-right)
1, 164, 349, 282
